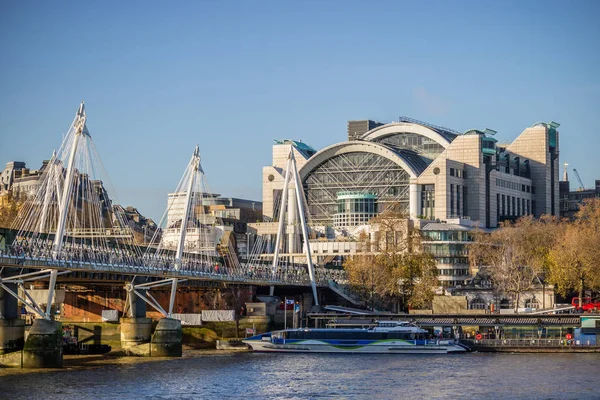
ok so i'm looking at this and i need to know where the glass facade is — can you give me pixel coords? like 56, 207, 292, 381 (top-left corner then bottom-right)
334, 192, 378, 227
374, 133, 445, 159
422, 228, 473, 287
420, 184, 435, 219
303, 152, 410, 225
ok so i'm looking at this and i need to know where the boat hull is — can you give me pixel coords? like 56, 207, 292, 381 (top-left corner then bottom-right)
243, 339, 467, 354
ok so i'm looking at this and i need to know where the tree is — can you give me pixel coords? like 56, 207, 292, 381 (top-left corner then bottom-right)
0, 193, 27, 229
389, 252, 438, 310
343, 206, 439, 311
469, 215, 561, 312
549, 199, 600, 305
343, 251, 383, 309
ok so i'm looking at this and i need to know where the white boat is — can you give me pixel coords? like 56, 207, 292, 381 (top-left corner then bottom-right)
243, 321, 469, 354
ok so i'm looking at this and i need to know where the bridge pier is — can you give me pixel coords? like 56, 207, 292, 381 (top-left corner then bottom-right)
0, 269, 25, 367
22, 318, 63, 368
121, 278, 152, 356
120, 317, 152, 356
1, 268, 63, 368
150, 318, 182, 357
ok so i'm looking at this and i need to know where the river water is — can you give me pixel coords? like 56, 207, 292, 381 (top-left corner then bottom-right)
1, 352, 599, 399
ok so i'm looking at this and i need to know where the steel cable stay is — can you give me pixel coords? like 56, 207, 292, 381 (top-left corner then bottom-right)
0, 103, 346, 320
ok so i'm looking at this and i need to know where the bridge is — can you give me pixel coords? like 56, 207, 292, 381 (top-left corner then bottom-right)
0, 102, 348, 367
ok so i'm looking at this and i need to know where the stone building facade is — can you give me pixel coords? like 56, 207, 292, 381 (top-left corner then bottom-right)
257, 116, 561, 293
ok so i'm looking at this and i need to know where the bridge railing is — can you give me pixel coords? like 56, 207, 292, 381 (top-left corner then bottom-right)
0, 244, 347, 286
461, 338, 600, 347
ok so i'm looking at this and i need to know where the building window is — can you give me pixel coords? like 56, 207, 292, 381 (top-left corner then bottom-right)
525, 297, 540, 309
463, 186, 468, 217
421, 184, 435, 219
517, 197, 521, 216
502, 194, 506, 216
450, 168, 455, 176
497, 193, 500, 219
470, 298, 487, 310
522, 198, 526, 215
450, 184, 454, 216
500, 299, 512, 309
456, 185, 461, 217
512, 197, 516, 216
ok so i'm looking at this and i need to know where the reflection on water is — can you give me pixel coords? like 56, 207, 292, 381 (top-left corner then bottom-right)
1, 352, 599, 399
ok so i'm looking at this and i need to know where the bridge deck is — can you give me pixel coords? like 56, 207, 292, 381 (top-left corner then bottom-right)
0, 253, 338, 288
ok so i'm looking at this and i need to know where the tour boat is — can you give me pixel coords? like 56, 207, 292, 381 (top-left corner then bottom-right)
243, 320, 469, 354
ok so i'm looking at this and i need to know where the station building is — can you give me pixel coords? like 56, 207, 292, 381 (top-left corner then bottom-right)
258, 116, 561, 290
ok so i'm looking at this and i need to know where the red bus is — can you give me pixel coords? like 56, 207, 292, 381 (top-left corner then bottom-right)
571, 297, 600, 312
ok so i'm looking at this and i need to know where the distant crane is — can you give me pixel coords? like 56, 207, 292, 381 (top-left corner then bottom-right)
573, 168, 585, 191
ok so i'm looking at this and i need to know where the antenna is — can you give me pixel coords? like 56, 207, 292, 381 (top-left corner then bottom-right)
563, 162, 569, 182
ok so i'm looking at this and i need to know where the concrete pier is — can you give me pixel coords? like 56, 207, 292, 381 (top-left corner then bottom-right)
22, 319, 63, 368
120, 277, 152, 355
120, 317, 152, 356
0, 319, 25, 354
150, 318, 182, 357
0, 269, 26, 366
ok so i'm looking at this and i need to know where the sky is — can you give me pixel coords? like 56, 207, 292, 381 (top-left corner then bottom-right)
1, 0, 599, 222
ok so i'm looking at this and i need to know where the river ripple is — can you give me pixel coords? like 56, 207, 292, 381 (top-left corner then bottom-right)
1, 352, 598, 399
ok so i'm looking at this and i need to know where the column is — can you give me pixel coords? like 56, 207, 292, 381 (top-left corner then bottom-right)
409, 183, 421, 219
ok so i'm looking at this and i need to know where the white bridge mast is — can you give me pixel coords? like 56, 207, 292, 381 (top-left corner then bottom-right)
168, 145, 201, 316
271, 149, 319, 306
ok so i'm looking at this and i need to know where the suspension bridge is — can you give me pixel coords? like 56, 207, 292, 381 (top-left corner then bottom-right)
0, 102, 347, 367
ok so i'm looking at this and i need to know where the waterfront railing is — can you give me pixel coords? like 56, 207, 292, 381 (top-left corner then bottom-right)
461, 338, 599, 348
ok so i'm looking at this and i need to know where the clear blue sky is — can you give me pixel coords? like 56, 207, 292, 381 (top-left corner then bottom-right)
1, 0, 599, 221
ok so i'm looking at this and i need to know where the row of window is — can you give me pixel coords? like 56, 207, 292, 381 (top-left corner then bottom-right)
469, 298, 539, 310
377, 133, 446, 158
312, 248, 352, 254
449, 168, 466, 178
497, 194, 533, 217
434, 257, 469, 265
333, 213, 376, 228
336, 198, 377, 214
449, 184, 467, 217
496, 178, 532, 193
438, 269, 469, 276
422, 230, 472, 242
424, 243, 469, 257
